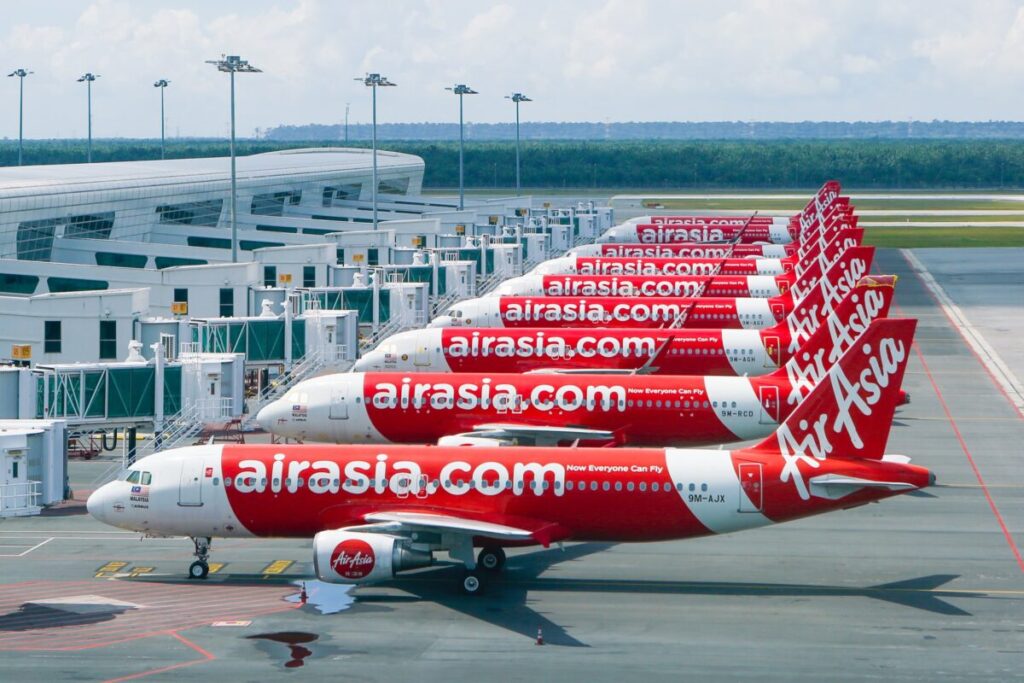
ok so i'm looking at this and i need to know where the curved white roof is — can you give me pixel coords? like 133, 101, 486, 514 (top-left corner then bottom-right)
0, 147, 424, 200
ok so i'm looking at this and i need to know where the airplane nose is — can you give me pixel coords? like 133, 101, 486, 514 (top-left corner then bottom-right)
256, 400, 287, 432
87, 484, 112, 524
429, 316, 453, 328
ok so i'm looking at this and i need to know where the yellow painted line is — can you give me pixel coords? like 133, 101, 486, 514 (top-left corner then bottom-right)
127, 566, 154, 577
207, 562, 226, 574
95, 561, 128, 578
260, 560, 294, 577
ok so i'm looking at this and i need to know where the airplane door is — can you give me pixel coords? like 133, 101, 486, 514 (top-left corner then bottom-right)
414, 339, 431, 367
738, 463, 763, 512
763, 336, 781, 368
178, 458, 204, 507
771, 303, 786, 322
329, 387, 349, 419
759, 385, 780, 424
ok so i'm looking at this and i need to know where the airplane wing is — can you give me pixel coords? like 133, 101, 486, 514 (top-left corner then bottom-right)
440, 423, 616, 447
346, 510, 571, 548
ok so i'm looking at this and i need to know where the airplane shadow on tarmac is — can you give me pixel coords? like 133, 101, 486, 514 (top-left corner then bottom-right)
357, 543, 986, 647
119, 544, 1000, 648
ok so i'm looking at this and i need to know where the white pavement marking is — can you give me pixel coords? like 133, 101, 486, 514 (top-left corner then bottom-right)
0, 537, 53, 558
902, 248, 1024, 415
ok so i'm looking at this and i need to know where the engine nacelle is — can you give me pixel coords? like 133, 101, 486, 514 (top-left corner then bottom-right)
313, 531, 433, 584
437, 434, 514, 447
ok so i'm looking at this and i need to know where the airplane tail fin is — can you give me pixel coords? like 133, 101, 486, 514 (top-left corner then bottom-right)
754, 318, 916, 461
791, 245, 875, 305
771, 276, 897, 396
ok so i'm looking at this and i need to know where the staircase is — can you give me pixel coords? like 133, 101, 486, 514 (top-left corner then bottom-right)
240, 347, 337, 432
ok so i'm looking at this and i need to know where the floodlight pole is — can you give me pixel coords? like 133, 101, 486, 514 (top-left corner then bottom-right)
505, 93, 531, 194
77, 73, 99, 163
356, 74, 396, 230
154, 79, 170, 160
206, 55, 262, 263
7, 69, 31, 166
446, 84, 477, 210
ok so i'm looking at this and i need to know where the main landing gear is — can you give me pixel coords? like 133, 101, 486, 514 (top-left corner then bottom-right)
189, 537, 212, 579
459, 546, 507, 595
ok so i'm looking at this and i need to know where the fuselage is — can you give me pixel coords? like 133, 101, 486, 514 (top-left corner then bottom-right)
86, 443, 932, 542
493, 273, 793, 298
531, 255, 794, 277
354, 326, 790, 376
571, 242, 797, 258
430, 294, 792, 330
255, 369, 798, 447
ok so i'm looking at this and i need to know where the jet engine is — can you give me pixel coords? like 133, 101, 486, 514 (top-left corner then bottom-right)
312, 530, 433, 584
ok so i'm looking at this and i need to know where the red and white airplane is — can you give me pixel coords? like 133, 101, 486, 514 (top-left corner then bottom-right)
598, 182, 849, 244
353, 276, 896, 377
530, 227, 862, 278
569, 226, 863, 260
88, 318, 930, 597
254, 307, 912, 448
494, 228, 864, 299
430, 247, 874, 331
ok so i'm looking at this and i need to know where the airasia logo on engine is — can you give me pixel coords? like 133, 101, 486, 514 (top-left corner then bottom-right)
330, 539, 376, 579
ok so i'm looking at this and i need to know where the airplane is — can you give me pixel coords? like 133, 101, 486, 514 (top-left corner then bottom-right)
597, 182, 848, 244
569, 226, 863, 260
253, 308, 912, 448
494, 229, 865, 299
352, 276, 896, 377
529, 227, 862, 278
429, 247, 874, 330
87, 318, 930, 597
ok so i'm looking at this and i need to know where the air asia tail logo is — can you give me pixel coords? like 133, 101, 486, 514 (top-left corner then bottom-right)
776, 336, 907, 500
784, 288, 890, 406
331, 539, 376, 579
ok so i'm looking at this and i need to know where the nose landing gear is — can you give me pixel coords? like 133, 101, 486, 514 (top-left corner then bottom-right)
189, 537, 212, 579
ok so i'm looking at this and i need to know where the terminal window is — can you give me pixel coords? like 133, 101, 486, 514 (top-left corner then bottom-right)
44, 321, 61, 353
263, 266, 277, 287
303, 266, 316, 288
173, 288, 188, 304
16, 219, 58, 261
99, 320, 117, 360
156, 200, 224, 227
64, 212, 115, 240
219, 288, 234, 317
378, 177, 410, 195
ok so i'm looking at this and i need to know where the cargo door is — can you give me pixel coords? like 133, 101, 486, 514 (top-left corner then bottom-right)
738, 462, 763, 512
758, 385, 780, 424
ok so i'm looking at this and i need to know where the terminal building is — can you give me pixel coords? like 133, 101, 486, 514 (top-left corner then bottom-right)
0, 146, 614, 515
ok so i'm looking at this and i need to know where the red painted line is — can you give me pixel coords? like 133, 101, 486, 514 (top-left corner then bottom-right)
101, 631, 215, 683
0, 603, 298, 651
900, 250, 1024, 421
912, 341, 1024, 574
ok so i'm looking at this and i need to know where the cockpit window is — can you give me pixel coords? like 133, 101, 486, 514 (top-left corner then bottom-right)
126, 470, 141, 484
141, 472, 152, 485
445, 309, 462, 318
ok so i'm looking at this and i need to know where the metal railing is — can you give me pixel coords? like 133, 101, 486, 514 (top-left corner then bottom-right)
0, 481, 42, 517
240, 346, 341, 431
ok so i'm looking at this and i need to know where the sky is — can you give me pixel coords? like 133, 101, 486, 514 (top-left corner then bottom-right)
1, 0, 1023, 139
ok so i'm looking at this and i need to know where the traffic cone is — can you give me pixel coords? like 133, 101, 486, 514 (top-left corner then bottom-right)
300, 582, 308, 604
536, 627, 544, 646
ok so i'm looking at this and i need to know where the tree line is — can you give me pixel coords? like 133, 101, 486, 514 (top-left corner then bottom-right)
268, 120, 1024, 141
3, 138, 1024, 188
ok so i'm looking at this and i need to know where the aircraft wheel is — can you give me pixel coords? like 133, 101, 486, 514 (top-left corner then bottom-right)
461, 569, 484, 595
477, 546, 506, 572
189, 560, 210, 580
